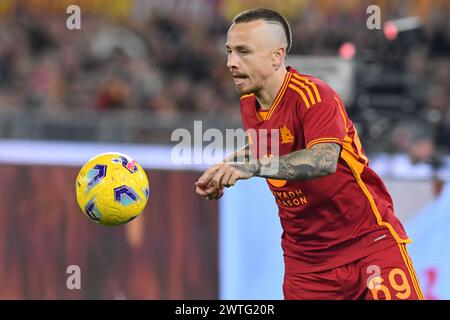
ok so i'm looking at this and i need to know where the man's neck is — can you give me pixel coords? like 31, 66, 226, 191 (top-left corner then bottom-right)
255, 67, 288, 110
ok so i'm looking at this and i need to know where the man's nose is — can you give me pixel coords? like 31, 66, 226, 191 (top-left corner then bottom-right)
226, 52, 239, 70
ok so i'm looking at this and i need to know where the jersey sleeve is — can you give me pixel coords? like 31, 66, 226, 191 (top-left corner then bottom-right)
299, 84, 347, 149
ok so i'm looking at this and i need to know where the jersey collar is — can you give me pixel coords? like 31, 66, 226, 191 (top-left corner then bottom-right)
255, 68, 292, 121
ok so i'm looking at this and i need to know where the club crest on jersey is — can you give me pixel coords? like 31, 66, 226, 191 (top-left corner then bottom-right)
280, 125, 294, 144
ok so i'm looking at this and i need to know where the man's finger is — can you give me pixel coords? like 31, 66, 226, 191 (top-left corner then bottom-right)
208, 189, 224, 201
203, 186, 221, 195
196, 186, 209, 196
221, 168, 235, 187
215, 189, 224, 199
196, 165, 222, 187
211, 165, 230, 188
198, 181, 224, 196
228, 171, 242, 186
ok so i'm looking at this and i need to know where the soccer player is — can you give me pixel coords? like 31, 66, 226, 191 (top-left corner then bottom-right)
195, 8, 424, 300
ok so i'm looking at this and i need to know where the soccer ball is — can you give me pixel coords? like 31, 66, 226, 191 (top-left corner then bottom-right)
75, 152, 149, 226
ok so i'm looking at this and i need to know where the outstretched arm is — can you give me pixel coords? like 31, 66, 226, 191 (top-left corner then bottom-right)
251, 142, 341, 180
195, 143, 341, 196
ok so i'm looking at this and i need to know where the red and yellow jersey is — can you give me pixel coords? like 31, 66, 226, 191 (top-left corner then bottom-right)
240, 67, 410, 273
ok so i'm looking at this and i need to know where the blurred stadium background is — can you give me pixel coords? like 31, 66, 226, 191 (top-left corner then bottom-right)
0, 0, 449, 299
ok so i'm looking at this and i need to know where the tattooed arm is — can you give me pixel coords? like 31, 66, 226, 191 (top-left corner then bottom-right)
253, 143, 341, 180
195, 143, 341, 198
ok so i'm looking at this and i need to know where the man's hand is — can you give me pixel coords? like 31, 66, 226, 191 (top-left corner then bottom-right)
195, 162, 259, 200
200, 186, 224, 201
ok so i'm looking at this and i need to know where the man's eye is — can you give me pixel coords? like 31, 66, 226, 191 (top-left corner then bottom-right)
240, 50, 249, 55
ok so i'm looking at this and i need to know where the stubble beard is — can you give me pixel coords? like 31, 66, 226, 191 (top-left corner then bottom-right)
235, 81, 262, 96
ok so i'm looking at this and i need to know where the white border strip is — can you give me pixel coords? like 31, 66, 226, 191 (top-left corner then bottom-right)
0, 139, 449, 178
0, 139, 207, 171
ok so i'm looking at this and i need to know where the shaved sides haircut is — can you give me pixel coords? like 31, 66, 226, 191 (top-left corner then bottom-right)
232, 8, 292, 53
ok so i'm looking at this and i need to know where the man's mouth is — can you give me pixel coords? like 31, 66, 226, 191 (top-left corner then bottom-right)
232, 75, 248, 86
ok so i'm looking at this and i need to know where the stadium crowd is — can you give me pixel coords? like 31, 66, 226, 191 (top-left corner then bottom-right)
0, 0, 448, 154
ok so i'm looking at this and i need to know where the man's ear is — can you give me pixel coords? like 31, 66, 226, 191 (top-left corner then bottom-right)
272, 47, 285, 70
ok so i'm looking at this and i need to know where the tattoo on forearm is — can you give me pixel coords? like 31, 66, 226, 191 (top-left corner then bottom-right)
257, 143, 341, 181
